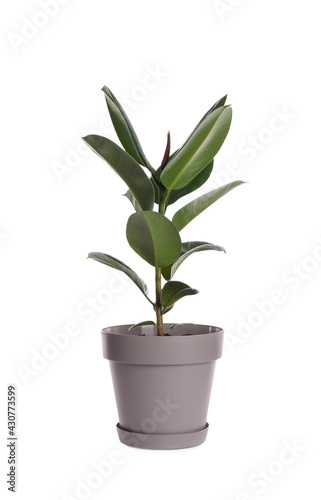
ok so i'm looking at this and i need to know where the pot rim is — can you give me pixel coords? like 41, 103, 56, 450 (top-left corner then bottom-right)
102, 323, 223, 338
102, 323, 224, 365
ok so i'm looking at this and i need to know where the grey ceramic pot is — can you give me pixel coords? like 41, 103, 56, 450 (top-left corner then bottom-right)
102, 323, 224, 450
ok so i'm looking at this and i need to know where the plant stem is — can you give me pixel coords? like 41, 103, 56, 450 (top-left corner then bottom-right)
155, 197, 166, 336
159, 202, 165, 215
155, 267, 164, 335
160, 188, 171, 214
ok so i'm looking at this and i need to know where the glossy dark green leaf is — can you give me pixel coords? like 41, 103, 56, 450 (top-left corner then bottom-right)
172, 180, 246, 232
152, 161, 213, 207
126, 211, 181, 267
128, 321, 156, 331
126, 175, 160, 207
83, 135, 154, 211
181, 95, 228, 150
167, 160, 214, 206
162, 241, 226, 280
161, 281, 199, 309
160, 105, 232, 190
102, 86, 154, 173
169, 95, 227, 164
88, 252, 150, 298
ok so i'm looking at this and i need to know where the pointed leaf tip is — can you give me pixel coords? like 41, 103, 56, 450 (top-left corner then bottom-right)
88, 252, 150, 298
161, 281, 199, 309
172, 180, 245, 232
161, 131, 171, 170
102, 86, 154, 173
83, 134, 154, 211
162, 241, 226, 280
160, 101, 232, 190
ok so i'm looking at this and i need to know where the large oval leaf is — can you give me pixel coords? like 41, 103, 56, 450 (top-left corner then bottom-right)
160, 106, 232, 190
162, 241, 226, 280
88, 252, 150, 298
102, 86, 153, 173
126, 211, 181, 267
161, 281, 199, 309
83, 135, 154, 211
172, 180, 246, 232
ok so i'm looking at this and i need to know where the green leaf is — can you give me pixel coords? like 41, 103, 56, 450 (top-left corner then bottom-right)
102, 86, 154, 173
161, 281, 199, 309
128, 321, 156, 331
126, 175, 160, 209
167, 160, 214, 206
151, 176, 161, 204
169, 95, 227, 163
162, 304, 174, 315
165, 323, 194, 334
162, 241, 226, 280
153, 303, 174, 315
88, 252, 150, 299
152, 161, 213, 207
123, 190, 141, 212
160, 105, 232, 190
172, 180, 246, 232
213, 94, 228, 108
151, 170, 168, 206
126, 211, 181, 267
83, 135, 154, 211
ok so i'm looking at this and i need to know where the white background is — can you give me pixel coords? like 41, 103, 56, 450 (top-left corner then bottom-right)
1, 0, 321, 498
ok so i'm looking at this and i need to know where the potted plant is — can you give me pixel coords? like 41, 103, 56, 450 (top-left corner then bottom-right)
83, 86, 245, 449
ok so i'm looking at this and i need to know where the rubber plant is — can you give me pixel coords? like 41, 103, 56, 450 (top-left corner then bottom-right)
83, 86, 245, 336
